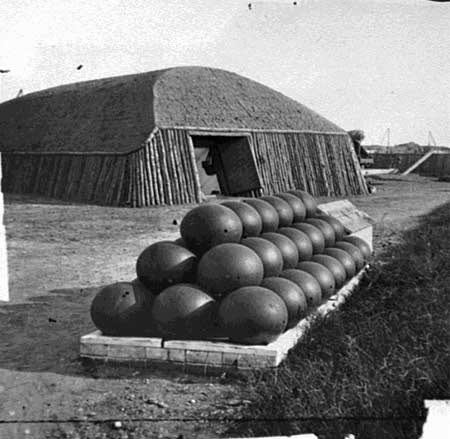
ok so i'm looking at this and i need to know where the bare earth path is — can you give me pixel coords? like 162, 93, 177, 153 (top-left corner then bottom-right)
1, 174, 449, 438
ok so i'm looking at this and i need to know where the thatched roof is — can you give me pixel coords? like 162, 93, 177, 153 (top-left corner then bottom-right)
0, 66, 345, 153
154, 67, 344, 133
0, 71, 160, 153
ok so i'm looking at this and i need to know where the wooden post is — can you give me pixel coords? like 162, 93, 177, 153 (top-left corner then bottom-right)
186, 134, 203, 203
0, 153, 9, 301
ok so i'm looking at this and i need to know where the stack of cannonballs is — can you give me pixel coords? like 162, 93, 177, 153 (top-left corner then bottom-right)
90, 191, 371, 345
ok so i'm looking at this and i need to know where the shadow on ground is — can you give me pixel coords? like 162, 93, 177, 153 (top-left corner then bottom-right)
0, 287, 187, 380
0, 287, 231, 382
0, 287, 101, 376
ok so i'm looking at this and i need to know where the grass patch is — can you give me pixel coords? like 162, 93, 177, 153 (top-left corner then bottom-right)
228, 202, 450, 439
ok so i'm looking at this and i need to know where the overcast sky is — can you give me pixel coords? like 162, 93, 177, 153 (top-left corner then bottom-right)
0, 0, 448, 146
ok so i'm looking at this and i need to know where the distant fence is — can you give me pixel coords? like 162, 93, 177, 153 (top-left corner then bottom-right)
372, 153, 450, 177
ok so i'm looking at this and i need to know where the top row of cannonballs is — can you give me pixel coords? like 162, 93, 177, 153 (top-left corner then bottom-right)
180, 190, 342, 257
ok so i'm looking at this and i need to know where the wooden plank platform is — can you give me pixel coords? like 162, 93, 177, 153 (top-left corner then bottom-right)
362, 168, 397, 176
318, 200, 373, 250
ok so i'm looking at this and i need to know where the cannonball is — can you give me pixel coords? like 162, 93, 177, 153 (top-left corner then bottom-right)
277, 227, 313, 261
291, 222, 326, 254
218, 286, 288, 345
311, 254, 347, 289
305, 218, 336, 247
173, 237, 188, 247
260, 195, 294, 227
275, 192, 307, 222
342, 235, 372, 260
261, 277, 308, 329
180, 204, 243, 255
315, 214, 347, 241
136, 241, 197, 293
241, 237, 284, 278
287, 190, 318, 217
322, 247, 356, 279
221, 201, 263, 237
243, 198, 279, 232
297, 261, 336, 299
280, 269, 322, 308
261, 232, 299, 269
90, 282, 152, 336
151, 284, 216, 339
334, 241, 365, 271
197, 243, 264, 298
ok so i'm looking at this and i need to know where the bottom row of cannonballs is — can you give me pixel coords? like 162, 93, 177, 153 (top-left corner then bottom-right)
155, 282, 295, 345
92, 280, 300, 345
91, 252, 366, 346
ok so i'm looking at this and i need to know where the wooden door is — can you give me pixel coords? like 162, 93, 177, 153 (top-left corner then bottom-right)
217, 137, 262, 195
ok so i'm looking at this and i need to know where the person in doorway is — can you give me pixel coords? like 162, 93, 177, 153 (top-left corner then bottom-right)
348, 130, 370, 161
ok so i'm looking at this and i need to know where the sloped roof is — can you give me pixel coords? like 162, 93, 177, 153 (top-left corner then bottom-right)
0, 66, 345, 153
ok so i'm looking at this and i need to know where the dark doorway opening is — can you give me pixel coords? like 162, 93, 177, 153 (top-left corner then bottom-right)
190, 134, 262, 197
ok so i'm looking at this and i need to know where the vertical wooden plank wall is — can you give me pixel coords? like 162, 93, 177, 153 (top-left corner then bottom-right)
0, 128, 368, 207
0, 127, 203, 207
421, 153, 450, 177
250, 131, 368, 196
143, 128, 200, 207
1, 153, 131, 206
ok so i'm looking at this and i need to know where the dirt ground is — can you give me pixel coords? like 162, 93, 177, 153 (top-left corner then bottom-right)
1, 174, 449, 439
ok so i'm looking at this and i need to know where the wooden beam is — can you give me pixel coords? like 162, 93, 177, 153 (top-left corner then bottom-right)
161, 125, 349, 136
401, 151, 434, 176
188, 130, 252, 138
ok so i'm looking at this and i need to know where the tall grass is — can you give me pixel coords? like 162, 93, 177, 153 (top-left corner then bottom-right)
228, 202, 450, 439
